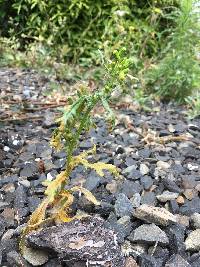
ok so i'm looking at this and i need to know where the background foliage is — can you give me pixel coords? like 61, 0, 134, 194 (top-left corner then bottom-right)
0, 0, 178, 65
1, 0, 200, 110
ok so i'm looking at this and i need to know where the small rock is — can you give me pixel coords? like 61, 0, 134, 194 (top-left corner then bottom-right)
180, 198, 200, 216
165, 254, 191, 267
115, 193, 134, 217
22, 246, 49, 266
190, 213, 200, 229
163, 178, 182, 193
182, 176, 197, 189
106, 180, 118, 194
123, 165, 137, 175
121, 180, 142, 198
141, 192, 156, 206
157, 161, 171, 169
169, 200, 179, 214
140, 164, 149, 175
138, 254, 157, 267
125, 257, 139, 267
0, 216, 6, 236
134, 204, 177, 226
84, 172, 101, 191
0, 201, 10, 210
183, 189, 198, 200
129, 223, 169, 246
140, 176, 153, 190
185, 229, 200, 251
130, 193, 141, 208
1, 208, 15, 226
176, 196, 185, 205
156, 191, 179, 203
20, 162, 38, 178
165, 223, 186, 256
176, 215, 190, 227
7, 250, 30, 266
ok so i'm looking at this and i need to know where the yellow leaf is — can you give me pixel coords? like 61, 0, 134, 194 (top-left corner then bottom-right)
71, 186, 100, 205
53, 190, 74, 223
44, 171, 68, 202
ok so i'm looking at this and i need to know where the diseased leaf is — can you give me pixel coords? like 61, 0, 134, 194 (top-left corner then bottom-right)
71, 186, 100, 205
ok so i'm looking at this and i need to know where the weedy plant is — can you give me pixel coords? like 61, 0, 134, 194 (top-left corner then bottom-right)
185, 92, 200, 119
20, 48, 130, 250
145, 0, 200, 102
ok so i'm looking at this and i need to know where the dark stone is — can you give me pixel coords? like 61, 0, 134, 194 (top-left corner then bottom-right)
140, 176, 153, 190
152, 247, 169, 266
169, 200, 179, 214
54, 158, 65, 169
165, 223, 186, 256
163, 178, 182, 193
114, 193, 134, 217
182, 176, 197, 189
79, 140, 93, 149
20, 162, 38, 178
1, 237, 19, 261
43, 258, 62, 267
7, 250, 31, 267
95, 202, 114, 216
127, 169, 143, 180
0, 175, 18, 186
106, 215, 132, 244
121, 180, 142, 198
141, 192, 157, 206
0, 216, 6, 237
165, 254, 191, 267
138, 254, 157, 267
115, 146, 125, 154
138, 148, 151, 158
28, 196, 41, 213
14, 185, 28, 220
27, 216, 125, 267
190, 253, 200, 267
180, 198, 200, 216
84, 172, 101, 191
125, 157, 137, 167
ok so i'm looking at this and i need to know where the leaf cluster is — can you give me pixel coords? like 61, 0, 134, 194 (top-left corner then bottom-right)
0, 0, 178, 65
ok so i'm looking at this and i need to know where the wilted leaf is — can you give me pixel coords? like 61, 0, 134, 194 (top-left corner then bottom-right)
71, 186, 100, 205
